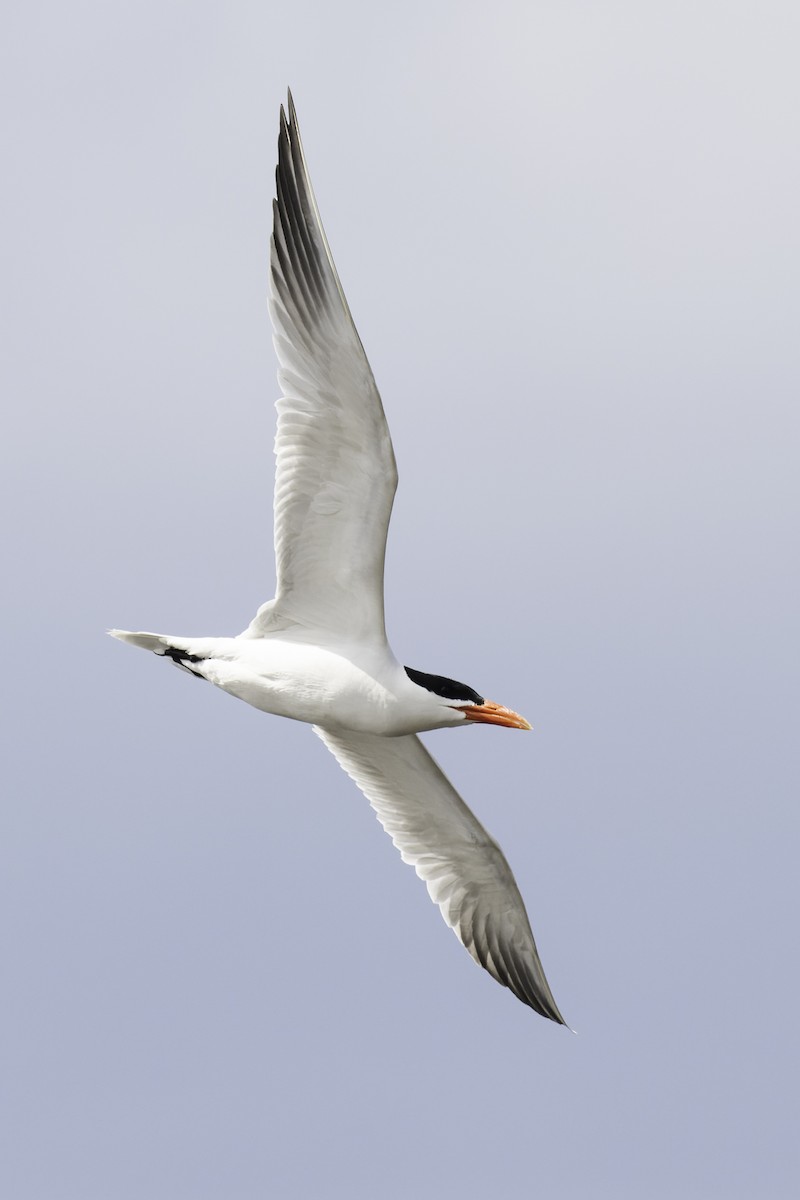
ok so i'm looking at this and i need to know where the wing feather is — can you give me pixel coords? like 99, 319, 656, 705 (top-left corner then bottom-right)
315, 727, 567, 1023
248, 93, 397, 642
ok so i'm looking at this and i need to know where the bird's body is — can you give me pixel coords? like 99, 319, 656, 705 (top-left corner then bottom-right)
112, 93, 567, 1025
114, 631, 469, 736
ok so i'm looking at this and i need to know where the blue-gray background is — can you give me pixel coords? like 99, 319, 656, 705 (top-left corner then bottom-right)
3, 2, 798, 1197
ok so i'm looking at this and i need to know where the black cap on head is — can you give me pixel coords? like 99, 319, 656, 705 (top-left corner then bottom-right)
404, 666, 484, 706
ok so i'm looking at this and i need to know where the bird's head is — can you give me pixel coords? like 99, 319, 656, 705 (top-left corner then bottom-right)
404, 666, 531, 730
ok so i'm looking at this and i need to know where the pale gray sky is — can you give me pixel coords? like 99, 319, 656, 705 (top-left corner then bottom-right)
2, 2, 799, 1197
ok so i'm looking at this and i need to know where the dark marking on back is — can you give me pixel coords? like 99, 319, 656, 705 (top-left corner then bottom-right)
162, 646, 206, 680
404, 667, 484, 706
162, 647, 204, 664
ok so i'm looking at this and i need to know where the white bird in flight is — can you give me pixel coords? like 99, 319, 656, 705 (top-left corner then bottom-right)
112, 92, 566, 1025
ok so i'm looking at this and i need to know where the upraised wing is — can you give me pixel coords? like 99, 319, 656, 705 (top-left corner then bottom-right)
248, 92, 397, 643
315, 727, 567, 1022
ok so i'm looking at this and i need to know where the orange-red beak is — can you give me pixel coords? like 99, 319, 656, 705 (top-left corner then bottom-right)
456, 700, 532, 730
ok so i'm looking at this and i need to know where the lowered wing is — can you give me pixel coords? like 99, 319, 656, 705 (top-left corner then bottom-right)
315, 726, 566, 1022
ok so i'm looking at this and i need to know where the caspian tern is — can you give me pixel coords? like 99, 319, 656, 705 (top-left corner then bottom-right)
111, 92, 566, 1024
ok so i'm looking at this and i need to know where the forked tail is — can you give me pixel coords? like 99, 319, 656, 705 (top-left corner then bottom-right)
108, 630, 172, 653
108, 629, 207, 677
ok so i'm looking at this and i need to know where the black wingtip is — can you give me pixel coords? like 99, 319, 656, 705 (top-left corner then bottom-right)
287, 87, 297, 126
